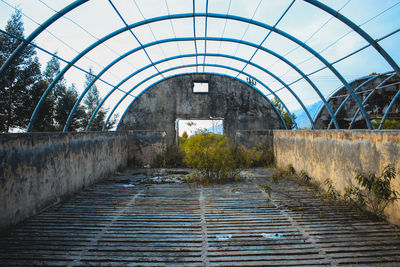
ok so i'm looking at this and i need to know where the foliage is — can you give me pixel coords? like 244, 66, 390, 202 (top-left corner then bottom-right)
0, 10, 42, 132
372, 119, 400, 129
272, 97, 297, 130
324, 179, 340, 200
247, 142, 275, 167
81, 68, 112, 131
344, 164, 398, 217
54, 84, 85, 131
152, 145, 186, 168
181, 133, 252, 182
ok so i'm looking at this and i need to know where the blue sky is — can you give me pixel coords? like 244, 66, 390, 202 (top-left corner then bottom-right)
1, 0, 399, 129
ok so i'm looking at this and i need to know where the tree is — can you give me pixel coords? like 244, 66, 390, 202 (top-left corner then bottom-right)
54, 84, 84, 131
272, 97, 297, 129
0, 10, 42, 132
82, 67, 115, 131
30, 53, 64, 132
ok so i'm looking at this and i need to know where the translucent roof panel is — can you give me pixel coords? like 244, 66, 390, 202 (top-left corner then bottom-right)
0, 0, 398, 131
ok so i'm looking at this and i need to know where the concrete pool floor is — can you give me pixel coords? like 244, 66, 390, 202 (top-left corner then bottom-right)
1, 168, 400, 266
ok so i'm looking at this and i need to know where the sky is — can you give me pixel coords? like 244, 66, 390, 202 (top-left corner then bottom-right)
0, 0, 399, 129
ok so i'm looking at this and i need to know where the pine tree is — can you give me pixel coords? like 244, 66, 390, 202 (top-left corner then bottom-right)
82, 67, 115, 131
0, 10, 42, 132
55, 84, 84, 131
30, 53, 64, 132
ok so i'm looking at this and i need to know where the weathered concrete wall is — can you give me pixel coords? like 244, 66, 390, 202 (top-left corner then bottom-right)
235, 130, 274, 149
127, 131, 167, 167
119, 74, 284, 144
273, 130, 400, 226
0, 132, 130, 230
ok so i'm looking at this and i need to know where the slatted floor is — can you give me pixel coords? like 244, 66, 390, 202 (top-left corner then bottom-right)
1, 168, 400, 266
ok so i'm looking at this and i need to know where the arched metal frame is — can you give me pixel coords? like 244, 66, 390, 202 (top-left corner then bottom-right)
114, 71, 289, 131
76, 38, 317, 131
68, 40, 311, 132
87, 52, 299, 131
102, 62, 297, 131
349, 73, 398, 130
30, 14, 354, 131
326, 75, 380, 129
0, 1, 398, 131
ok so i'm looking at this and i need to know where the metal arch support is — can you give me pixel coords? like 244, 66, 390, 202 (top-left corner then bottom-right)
25, 12, 377, 130
88, 53, 299, 131
326, 75, 380, 129
304, 0, 400, 77
84, 48, 312, 131
348, 73, 397, 130
105, 62, 298, 131
0, 0, 89, 78
66, 35, 320, 131
28, 14, 342, 131
201, 13, 369, 129
114, 70, 288, 131
379, 89, 400, 130
77, 35, 329, 131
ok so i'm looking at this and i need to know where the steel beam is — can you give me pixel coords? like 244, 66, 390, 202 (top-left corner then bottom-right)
87, 53, 298, 131
114, 70, 288, 130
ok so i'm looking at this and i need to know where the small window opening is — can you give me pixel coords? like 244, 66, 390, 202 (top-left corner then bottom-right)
193, 82, 209, 93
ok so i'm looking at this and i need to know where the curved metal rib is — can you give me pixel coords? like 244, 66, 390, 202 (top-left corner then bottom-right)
114, 71, 288, 131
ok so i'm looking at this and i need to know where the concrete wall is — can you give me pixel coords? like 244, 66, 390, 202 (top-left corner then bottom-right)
0, 131, 167, 230
273, 130, 400, 226
0, 132, 131, 230
235, 130, 274, 149
119, 74, 284, 144
127, 131, 167, 167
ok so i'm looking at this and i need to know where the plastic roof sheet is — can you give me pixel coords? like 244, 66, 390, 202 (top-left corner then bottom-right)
0, 0, 399, 131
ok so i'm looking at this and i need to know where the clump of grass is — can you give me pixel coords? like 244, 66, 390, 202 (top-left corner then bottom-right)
258, 183, 272, 201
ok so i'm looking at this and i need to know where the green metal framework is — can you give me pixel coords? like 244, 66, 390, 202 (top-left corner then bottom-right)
0, 0, 398, 132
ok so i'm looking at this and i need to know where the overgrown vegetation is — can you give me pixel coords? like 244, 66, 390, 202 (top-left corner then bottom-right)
151, 145, 186, 168
151, 132, 274, 184
181, 133, 251, 182
372, 119, 400, 129
344, 164, 398, 217
270, 163, 399, 219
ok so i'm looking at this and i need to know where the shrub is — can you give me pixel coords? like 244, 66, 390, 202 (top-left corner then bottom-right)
151, 145, 186, 168
344, 164, 398, 217
181, 133, 252, 182
248, 142, 275, 167
372, 119, 400, 129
